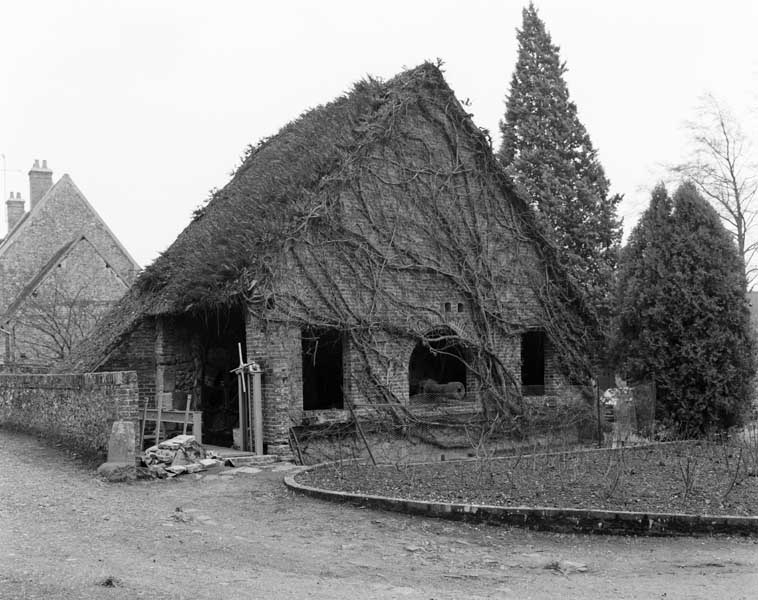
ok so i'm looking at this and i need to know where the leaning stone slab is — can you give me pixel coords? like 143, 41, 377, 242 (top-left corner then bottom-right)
107, 420, 137, 464
97, 420, 137, 482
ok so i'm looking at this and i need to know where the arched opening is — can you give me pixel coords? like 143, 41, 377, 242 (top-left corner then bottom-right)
408, 327, 467, 402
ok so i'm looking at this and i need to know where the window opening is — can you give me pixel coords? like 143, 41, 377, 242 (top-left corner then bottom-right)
302, 328, 344, 410
521, 329, 545, 396
408, 327, 467, 402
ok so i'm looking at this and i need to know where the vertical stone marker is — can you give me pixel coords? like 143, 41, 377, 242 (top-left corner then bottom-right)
97, 420, 137, 481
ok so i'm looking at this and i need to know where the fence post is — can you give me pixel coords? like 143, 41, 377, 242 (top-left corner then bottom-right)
251, 365, 263, 455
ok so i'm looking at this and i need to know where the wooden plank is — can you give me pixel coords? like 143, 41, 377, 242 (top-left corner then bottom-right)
182, 394, 191, 435
139, 401, 148, 449
155, 396, 162, 445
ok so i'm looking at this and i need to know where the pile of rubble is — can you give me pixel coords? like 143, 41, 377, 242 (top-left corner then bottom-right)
142, 435, 223, 478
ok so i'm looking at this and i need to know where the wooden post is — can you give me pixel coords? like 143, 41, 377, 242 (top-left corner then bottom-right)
139, 401, 148, 450
182, 393, 191, 436
231, 350, 263, 454
155, 394, 163, 445
246, 375, 253, 453
252, 365, 263, 455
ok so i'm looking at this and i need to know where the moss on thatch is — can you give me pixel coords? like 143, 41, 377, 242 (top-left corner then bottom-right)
65, 62, 595, 385
134, 74, 398, 314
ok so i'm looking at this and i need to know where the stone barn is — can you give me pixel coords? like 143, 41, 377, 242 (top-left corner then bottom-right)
65, 63, 590, 455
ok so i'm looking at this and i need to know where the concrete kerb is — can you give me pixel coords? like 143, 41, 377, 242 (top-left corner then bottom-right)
284, 455, 758, 537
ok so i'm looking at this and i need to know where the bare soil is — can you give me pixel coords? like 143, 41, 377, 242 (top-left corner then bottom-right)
299, 442, 758, 517
2, 428, 758, 600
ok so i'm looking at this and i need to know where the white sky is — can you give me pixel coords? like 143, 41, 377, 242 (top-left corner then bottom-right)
2, 0, 757, 267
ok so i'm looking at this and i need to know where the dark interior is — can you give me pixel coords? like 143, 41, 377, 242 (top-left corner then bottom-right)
408, 328, 467, 397
198, 307, 246, 446
302, 327, 344, 410
521, 329, 545, 396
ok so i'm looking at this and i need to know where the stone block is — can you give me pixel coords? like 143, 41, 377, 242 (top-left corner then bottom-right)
106, 420, 136, 464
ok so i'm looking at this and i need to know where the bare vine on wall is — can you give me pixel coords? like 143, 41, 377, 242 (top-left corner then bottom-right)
235, 66, 597, 432
122, 64, 596, 447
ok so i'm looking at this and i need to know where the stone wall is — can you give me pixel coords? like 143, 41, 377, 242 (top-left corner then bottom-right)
0, 371, 138, 455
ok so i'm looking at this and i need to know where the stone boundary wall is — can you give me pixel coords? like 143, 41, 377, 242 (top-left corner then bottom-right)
0, 371, 138, 455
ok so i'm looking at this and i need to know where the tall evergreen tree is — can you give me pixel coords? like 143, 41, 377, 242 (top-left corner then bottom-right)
499, 3, 622, 338
614, 182, 754, 435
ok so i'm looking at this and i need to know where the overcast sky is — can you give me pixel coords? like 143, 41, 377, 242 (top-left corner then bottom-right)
2, 0, 757, 267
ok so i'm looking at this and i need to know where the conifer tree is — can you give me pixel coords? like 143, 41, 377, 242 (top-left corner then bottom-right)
499, 3, 622, 338
614, 182, 754, 434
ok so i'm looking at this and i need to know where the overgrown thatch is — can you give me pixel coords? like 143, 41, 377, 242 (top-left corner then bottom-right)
65, 62, 595, 389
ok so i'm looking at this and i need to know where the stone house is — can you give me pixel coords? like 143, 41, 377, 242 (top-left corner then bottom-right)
0, 161, 140, 369
66, 64, 589, 454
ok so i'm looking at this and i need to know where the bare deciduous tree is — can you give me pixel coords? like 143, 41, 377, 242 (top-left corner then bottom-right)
671, 95, 758, 289
12, 277, 111, 365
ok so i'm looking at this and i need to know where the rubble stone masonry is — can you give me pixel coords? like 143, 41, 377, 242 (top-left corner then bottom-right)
0, 371, 138, 455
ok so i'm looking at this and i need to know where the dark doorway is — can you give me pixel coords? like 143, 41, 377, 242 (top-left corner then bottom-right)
408, 328, 467, 398
198, 307, 246, 447
521, 329, 545, 396
302, 328, 344, 410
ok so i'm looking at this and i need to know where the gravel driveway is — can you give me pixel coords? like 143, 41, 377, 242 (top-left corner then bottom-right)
1, 428, 757, 599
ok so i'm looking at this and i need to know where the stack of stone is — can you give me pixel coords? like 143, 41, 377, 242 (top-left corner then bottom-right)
142, 434, 221, 477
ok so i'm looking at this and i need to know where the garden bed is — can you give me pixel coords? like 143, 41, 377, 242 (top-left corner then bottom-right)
295, 440, 758, 517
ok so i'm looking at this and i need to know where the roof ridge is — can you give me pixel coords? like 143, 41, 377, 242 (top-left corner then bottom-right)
0, 174, 141, 276
56, 175, 142, 273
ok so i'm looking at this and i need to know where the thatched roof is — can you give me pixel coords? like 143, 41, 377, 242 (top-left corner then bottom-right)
135, 65, 456, 316
65, 62, 591, 375
64, 64, 487, 365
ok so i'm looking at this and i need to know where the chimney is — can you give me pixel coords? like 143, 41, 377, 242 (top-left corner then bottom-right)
28, 159, 53, 209
6, 191, 26, 233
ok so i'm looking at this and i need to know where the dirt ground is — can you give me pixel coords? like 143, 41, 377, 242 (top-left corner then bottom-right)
1, 429, 757, 600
